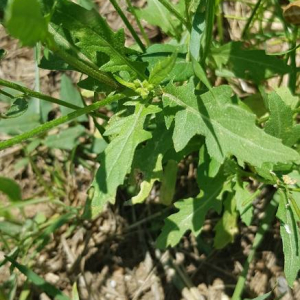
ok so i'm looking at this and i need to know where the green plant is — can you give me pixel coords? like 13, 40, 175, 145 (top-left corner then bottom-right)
0, 0, 299, 299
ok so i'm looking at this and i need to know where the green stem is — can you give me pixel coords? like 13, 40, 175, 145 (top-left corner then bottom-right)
0, 94, 123, 151
0, 79, 82, 111
157, 0, 190, 30
54, 46, 119, 88
241, 0, 263, 39
0, 88, 14, 98
47, 25, 120, 89
231, 192, 278, 300
125, 0, 150, 47
109, 0, 146, 52
288, 27, 298, 94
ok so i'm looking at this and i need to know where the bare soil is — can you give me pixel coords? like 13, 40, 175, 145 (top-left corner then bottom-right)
0, 1, 299, 299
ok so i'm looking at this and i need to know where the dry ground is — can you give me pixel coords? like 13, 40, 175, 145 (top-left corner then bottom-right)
0, 1, 300, 299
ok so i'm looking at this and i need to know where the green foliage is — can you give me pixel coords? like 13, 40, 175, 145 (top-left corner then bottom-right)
51, 0, 145, 77
44, 125, 86, 150
5, 256, 71, 300
131, 124, 173, 204
0, 176, 22, 202
214, 194, 238, 249
276, 190, 300, 286
149, 52, 177, 86
162, 82, 299, 166
60, 74, 87, 122
5, 0, 49, 46
2, 97, 28, 118
89, 103, 161, 217
211, 42, 291, 83
156, 148, 227, 248
136, 0, 182, 38
244, 291, 272, 300
265, 89, 300, 146
0, 0, 300, 296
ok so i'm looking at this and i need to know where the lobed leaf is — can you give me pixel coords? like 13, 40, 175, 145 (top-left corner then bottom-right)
132, 124, 173, 204
162, 82, 300, 167
156, 149, 227, 248
51, 0, 146, 77
90, 103, 161, 217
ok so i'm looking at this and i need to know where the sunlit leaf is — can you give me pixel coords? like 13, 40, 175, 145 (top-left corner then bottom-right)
162, 82, 300, 167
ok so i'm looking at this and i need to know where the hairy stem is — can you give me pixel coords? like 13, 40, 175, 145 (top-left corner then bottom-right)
0, 78, 82, 111
47, 25, 120, 89
0, 95, 124, 151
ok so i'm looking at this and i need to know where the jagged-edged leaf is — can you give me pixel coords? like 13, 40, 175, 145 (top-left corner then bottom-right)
149, 52, 177, 86
141, 44, 193, 83
156, 151, 227, 248
4, 97, 28, 118
90, 103, 161, 217
0, 93, 41, 135
211, 42, 291, 83
214, 194, 238, 249
5, 0, 49, 46
276, 190, 300, 287
234, 181, 254, 226
136, 0, 181, 37
265, 90, 300, 147
132, 125, 173, 204
162, 82, 300, 167
51, 0, 146, 77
